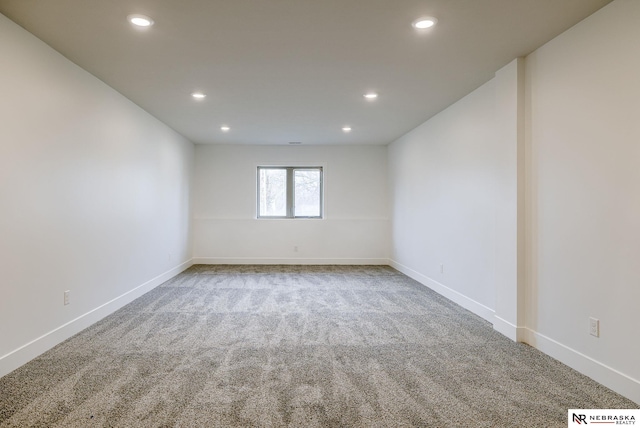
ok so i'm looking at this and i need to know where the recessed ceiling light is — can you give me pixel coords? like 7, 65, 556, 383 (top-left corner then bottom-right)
221, 126, 230, 132
342, 126, 352, 132
191, 92, 206, 100
364, 93, 378, 100
412, 17, 438, 29
128, 14, 154, 28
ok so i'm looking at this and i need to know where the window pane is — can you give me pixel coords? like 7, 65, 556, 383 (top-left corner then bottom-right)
259, 169, 287, 216
294, 169, 321, 217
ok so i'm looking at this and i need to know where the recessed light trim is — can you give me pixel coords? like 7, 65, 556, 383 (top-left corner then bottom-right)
191, 92, 206, 100
412, 16, 438, 29
221, 126, 230, 132
364, 92, 378, 100
128, 14, 154, 27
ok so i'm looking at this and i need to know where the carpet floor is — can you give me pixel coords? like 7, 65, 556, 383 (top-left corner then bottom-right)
0, 265, 636, 427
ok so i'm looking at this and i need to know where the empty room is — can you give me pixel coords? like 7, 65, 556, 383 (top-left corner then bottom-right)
0, 0, 638, 426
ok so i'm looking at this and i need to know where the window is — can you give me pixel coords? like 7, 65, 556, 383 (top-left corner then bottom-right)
258, 166, 323, 218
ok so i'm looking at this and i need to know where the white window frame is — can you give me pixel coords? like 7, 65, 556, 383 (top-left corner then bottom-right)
257, 166, 323, 219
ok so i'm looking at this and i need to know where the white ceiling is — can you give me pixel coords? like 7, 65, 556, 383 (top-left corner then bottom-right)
0, 0, 612, 145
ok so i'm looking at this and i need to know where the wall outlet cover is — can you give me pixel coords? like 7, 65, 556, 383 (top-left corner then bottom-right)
589, 317, 599, 337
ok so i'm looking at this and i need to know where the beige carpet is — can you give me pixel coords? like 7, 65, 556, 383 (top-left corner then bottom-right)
0, 265, 636, 427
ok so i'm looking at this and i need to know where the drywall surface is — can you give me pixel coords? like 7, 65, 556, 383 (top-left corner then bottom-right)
387, 0, 640, 403
525, 0, 640, 401
388, 78, 499, 315
193, 144, 389, 263
492, 58, 526, 341
0, 14, 194, 375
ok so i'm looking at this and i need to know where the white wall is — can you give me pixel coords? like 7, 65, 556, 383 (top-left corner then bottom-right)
2, 0, 638, 404
493, 58, 526, 341
388, 0, 640, 404
0, 14, 194, 376
525, 0, 640, 402
193, 144, 389, 264
388, 78, 500, 320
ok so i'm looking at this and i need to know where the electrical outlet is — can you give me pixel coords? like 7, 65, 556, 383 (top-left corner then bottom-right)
294, 246, 299, 252
589, 317, 599, 337
440, 264, 444, 274
64, 290, 70, 306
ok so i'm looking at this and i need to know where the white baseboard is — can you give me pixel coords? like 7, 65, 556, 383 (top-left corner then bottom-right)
192, 257, 390, 265
493, 315, 528, 342
389, 259, 495, 323
522, 328, 640, 405
4, 258, 638, 405
0, 259, 194, 378
387, 260, 639, 404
